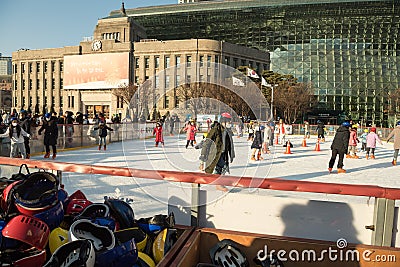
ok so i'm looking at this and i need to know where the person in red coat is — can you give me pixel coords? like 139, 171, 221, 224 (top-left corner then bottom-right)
153, 122, 164, 147
184, 120, 197, 148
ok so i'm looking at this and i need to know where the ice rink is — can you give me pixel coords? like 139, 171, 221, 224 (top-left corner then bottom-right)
27, 132, 399, 218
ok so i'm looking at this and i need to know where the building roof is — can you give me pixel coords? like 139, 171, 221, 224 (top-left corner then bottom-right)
107, 0, 389, 18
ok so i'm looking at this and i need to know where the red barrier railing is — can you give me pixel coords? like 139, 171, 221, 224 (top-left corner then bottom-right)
1, 156, 400, 200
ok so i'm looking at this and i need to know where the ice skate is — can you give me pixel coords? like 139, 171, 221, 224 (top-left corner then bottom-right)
346, 154, 351, 158
44, 152, 50, 158
392, 160, 397, 166
52, 153, 57, 160
98, 145, 101, 150
250, 155, 256, 161
370, 155, 375, 159
257, 152, 263, 160
337, 168, 346, 174
366, 155, 369, 160
103, 145, 106, 150
328, 168, 332, 173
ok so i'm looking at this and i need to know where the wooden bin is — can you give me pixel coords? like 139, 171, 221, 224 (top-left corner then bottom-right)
172, 228, 400, 267
156, 225, 195, 266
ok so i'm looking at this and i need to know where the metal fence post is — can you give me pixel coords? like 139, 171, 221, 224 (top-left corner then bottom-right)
191, 183, 200, 227
370, 197, 395, 246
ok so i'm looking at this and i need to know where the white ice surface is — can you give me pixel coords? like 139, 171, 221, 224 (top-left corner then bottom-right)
30, 134, 400, 218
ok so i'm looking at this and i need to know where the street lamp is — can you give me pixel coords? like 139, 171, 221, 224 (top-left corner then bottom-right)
267, 83, 278, 121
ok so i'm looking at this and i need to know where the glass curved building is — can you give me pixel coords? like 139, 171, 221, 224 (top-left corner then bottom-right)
108, 0, 400, 126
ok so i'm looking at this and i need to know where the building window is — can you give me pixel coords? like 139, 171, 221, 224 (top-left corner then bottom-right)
60, 78, 63, 88
165, 76, 170, 88
215, 56, 219, 65
44, 62, 48, 72
117, 96, 124, 109
207, 75, 211, 82
52, 96, 55, 107
155, 57, 160, 68
44, 79, 47, 89
14, 80, 17, 90
200, 55, 204, 67
68, 95, 74, 108
22, 80, 25, 90
29, 63, 32, 73
165, 56, 170, 68
29, 96, 32, 107
175, 96, 179, 108
14, 97, 17, 106
233, 58, 238, 68
155, 76, 159, 88
29, 79, 32, 90
225, 57, 230, 66
164, 96, 169, 108
176, 56, 181, 66
135, 57, 139, 68
22, 97, 26, 107
36, 62, 40, 72
36, 96, 40, 105
145, 57, 150, 69
186, 75, 191, 84
175, 75, 181, 87
241, 59, 246, 66
36, 79, 40, 89
44, 96, 48, 107
14, 64, 17, 74
60, 61, 63, 72
200, 75, 204, 82
60, 96, 63, 107
51, 62, 55, 72
207, 56, 211, 67
52, 78, 55, 89
135, 76, 139, 85
22, 63, 25, 73
186, 56, 191, 67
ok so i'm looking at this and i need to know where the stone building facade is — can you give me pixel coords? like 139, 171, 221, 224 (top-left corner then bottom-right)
12, 13, 269, 119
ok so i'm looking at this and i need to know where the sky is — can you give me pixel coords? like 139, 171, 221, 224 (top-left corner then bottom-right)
0, 0, 176, 57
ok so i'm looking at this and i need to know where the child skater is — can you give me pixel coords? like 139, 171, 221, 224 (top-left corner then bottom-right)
0, 117, 30, 159
153, 122, 164, 147
365, 127, 382, 159
250, 125, 264, 161
360, 129, 368, 152
183, 120, 197, 148
94, 122, 114, 150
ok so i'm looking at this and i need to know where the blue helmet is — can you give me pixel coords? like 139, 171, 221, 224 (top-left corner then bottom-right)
44, 113, 52, 119
397, 121, 400, 126
342, 122, 351, 127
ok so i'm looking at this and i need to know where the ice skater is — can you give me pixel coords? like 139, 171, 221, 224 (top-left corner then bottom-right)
263, 123, 273, 154
183, 120, 197, 148
316, 120, 325, 142
94, 122, 114, 150
153, 122, 164, 147
360, 129, 368, 152
38, 113, 58, 159
387, 121, 400, 166
346, 125, 359, 159
328, 121, 350, 173
250, 124, 264, 161
0, 117, 30, 159
365, 127, 382, 159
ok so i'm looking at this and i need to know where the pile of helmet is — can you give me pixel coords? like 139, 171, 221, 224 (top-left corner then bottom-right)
0, 165, 177, 267
195, 239, 284, 267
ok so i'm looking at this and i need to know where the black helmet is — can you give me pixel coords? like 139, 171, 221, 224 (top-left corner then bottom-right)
104, 198, 135, 230
210, 239, 249, 267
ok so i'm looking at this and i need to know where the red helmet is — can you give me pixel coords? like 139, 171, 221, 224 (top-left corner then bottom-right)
2, 215, 50, 250
65, 199, 93, 215
370, 127, 376, 132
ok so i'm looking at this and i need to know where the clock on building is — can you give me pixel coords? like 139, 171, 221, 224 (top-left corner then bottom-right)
92, 40, 102, 51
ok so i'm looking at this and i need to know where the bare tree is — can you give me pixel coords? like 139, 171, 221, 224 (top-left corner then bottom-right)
112, 83, 138, 107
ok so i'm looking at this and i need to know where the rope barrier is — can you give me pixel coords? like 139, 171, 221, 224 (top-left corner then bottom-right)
1, 156, 399, 199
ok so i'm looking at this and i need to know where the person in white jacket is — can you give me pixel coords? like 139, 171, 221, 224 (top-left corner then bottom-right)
0, 118, 30, 158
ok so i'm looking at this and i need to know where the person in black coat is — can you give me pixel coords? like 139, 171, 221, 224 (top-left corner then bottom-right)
328, 122, 350, 173
316, 120, 325, 141
250, 125, 264, 161
38, 113, 59, 159
20, 110, 33, 158
94, 122, 114, 150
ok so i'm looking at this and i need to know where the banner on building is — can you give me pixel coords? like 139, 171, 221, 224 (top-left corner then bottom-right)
64, 52, 129, 89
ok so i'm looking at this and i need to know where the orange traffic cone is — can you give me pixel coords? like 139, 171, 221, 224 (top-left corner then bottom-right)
274, 134, 279, 145
284, 142, 292, 154
314, 139, 321, 151
302, 138, 307, 147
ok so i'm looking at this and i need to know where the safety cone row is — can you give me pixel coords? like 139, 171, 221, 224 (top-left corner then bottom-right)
301, 138, 307, 147
314, 138, 321, 151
